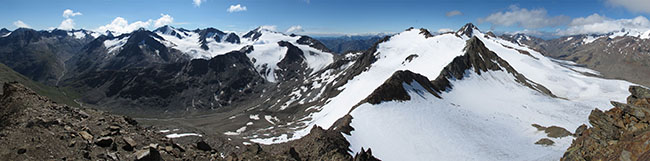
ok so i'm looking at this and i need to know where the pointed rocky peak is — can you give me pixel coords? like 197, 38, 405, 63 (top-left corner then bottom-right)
223, 33, 241, 44
198, 27, 228, 49
419, 28, 434, 38
456, 23, 480, 38
3, 28, 43, 43
105, 30, 115, 38
362, 70, 440, 105
0, 28, 11, 36
485, 31, 496, 38
153, 25, 184, 39
242, 27, 264, 40
431, 36, 555, 96
50, 29, 70, 37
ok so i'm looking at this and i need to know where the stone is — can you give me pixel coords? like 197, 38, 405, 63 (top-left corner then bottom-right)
545, 126, 572, 138
122, 136, 137, 151
173, 143, 186, 152
197, 140, 212, 151
17, 148, 26, 154
135, 147, 161, 161
535, 138, 554, 146
95, 137, 114, 147
79, 131, 93, 141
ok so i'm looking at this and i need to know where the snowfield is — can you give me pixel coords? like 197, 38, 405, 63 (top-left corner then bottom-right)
250, 27, 634, 160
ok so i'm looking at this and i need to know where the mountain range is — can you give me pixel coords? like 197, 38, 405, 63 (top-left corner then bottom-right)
0, 23, 648, 160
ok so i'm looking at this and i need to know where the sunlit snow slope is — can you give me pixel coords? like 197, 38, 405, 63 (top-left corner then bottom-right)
252, 24, 635, 160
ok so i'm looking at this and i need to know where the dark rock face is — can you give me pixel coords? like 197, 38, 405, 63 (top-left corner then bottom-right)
510, 33, 650, 87
0, 28, 93, 85
242, 28, 263, 41
224, 33, 241, 44
69, 30, 189, 77
66, 48, 265, 113
562, 86, 650, 161
275, 41, 308, 81
363, 70, 440, 105
456, 23, 479, 38
316, 35, 384, 54
297, 36, 331, 52
430, 36, 555, 97
0, 28, 10, 36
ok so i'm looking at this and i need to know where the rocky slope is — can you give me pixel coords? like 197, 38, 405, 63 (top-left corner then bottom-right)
0, 82, 378, 160
562, 86, 650, 161
503, 33, 650, 87
0, 28, 95, 86
316, 35, 385, 54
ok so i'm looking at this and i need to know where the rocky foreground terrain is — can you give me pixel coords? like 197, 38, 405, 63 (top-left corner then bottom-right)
0, 82, 378, 160
562, 85, 650, 161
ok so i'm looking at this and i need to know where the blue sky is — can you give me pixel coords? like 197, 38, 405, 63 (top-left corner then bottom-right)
2, 0, 650, 36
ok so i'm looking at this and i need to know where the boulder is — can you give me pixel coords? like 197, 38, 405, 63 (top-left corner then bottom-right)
135, 147, 161, 161
122, 136, 137, 151
95, 136, 114, 147
196, 140, 212, 151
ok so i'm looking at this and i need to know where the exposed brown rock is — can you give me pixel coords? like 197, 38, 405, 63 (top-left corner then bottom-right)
562, 85, 650, 161
544, 126, 572, 138
535, 138, 554, 146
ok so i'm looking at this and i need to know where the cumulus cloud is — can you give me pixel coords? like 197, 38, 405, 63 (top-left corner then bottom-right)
95, 17, 152, 35
259, 25, 277, 31
193, 0, 205, 7
62, 9, 82, 18
13, 20, 31, 28
557, 14, 650, 35
445, 10, 462, 17
58, 18, 75, 30
478, 5, 570, 28
58, 9, 83, 30
437, 28, 454, 33
227, 4, 247, 13
95, 14, 177, 35
606, 0, 650, 13
154, 14, 174, 28
286, 25, 304, 33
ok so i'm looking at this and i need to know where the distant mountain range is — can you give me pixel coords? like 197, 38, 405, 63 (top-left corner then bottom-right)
0, 23, 646, 160
501, 30, 650, 87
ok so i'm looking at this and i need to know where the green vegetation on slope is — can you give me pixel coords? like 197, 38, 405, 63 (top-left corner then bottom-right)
0, 63, 79, 107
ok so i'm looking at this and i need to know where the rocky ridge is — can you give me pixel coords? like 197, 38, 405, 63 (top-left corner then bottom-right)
562, 86, 650, 161
0, 81, 379, 160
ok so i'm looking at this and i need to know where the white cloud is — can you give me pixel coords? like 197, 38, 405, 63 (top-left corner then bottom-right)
62, 9, 82, 18
445, 10, 462, 17
569, 14, 609, 26
193, 0, 205, 7
259, 25, 277, 31
154, 14, 174, 28
286, 25, 304, 33
13, 20, 31, 28
58, 19, 75, 30
227, 4, 247, 13
95, 17, 152, 35
557, 14, 650, 35
478, 5, 570, 28
95, 14, 178, 35
606, 0, 650, 13
437, 28, 454, 33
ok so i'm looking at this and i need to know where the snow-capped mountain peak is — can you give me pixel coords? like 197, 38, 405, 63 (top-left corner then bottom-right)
456, 23, 480, 38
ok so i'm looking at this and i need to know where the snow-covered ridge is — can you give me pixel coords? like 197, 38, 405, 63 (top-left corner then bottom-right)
95, 26, 335, 82
250, 24, 634, 160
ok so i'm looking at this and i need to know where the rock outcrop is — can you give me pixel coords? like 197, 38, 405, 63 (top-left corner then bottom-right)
0, 82, 215, 160
562, 86, 650, 161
